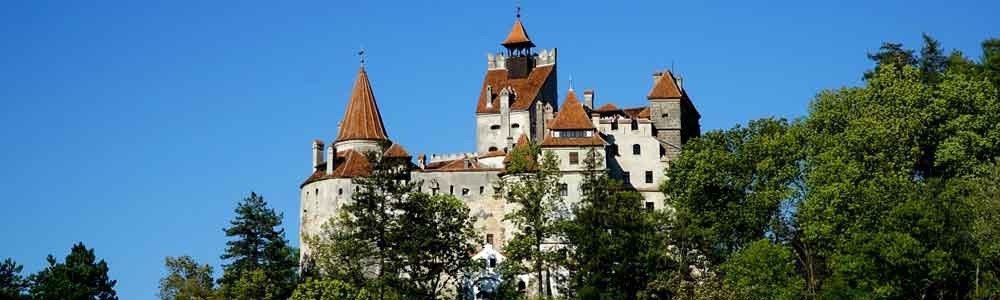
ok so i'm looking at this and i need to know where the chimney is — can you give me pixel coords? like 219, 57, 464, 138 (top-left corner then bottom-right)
583, 90, 595, 109
325, 144, 335, 175
417, 153, 426, 170
312, 140, 325, 171
652, 71, 663, 85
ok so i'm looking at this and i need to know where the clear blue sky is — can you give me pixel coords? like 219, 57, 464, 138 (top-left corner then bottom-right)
0, 0, 995, 298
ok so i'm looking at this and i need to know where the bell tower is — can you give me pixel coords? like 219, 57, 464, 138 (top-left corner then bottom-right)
501, 7, 536, 79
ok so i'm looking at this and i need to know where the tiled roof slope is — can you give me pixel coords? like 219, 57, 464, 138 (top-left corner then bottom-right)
647, 70, 683, 99
502, 19, 534, 47
549, 90, 595, 130
337, 67, 388, 142
383, 143, 411, 158
301, 150, 372, 186
540, 134, 605, 147
476, 65, 554, 114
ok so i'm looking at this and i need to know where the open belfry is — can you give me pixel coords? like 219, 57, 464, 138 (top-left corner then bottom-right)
299, 9, 700, 296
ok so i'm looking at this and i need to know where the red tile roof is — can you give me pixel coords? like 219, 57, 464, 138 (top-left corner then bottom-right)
301, 150, 372, 186
383, 143, 411, 158
623, 106, 650, 119
337, 67, 389, 142
501, 18, 534, 47
476, 65, 555, 114
647, 70, 683, 99
479, 150, 507, 158
540, 134, 605, 148
549, 89, 595, 130
594, 103, 621, 112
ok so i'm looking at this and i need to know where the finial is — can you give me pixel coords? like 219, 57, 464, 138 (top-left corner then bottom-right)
516, 0, 521, 18
358, 47, 366, 66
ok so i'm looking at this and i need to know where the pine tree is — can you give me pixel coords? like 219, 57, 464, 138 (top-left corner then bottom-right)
1, 258, 28, 300
28, 242, 118, 300
218, 192, 298, 300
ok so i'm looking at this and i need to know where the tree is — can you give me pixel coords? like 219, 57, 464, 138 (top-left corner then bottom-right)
564, 148, 657, 299
218, 192, 298, 300
391, 193, 477, 298
865, 42, 916, 80
290, 279, 371, 300
28, 242, 118, 300
158, 256, 215, 300
918, 33, 948, 85
1, 258, 28, 300
306, 142, 476, 299
495, 145, 566, 298
720, 239, 804, 300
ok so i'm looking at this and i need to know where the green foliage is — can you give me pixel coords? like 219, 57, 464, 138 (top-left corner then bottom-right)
721, 239, 803, 300
28, 242, 118, 300
289, 279, 371, 300
565, 148, 658, 300
663, 36, 1000, 300
218, 192, 298, 300
496, 148, 566, 298
158, 256, 215, 300
1, 258, 28, 300
217, 268, 280, 300
306, 145, 476, 299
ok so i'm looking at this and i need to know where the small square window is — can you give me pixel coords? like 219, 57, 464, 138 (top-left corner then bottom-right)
646, 202, 655, 210
569, 152, 579, 165
645, 171, 654, 183
559, 183, 568, 196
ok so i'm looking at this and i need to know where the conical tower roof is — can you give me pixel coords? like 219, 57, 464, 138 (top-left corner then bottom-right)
549, 89, 595, 130
337, 66, 388, 142
502, 18, 535, 48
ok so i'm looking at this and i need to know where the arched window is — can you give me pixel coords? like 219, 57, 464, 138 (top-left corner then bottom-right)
490, 124, 501, 130
633, 144, 641, 155
338, 188, 343, 195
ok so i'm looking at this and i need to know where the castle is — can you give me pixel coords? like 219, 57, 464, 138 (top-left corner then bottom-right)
298, 12, 700, 293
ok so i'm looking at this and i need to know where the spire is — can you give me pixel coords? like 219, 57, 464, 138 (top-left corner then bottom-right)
336, 66, 388, 142
549, 89, 595, 130
501, 10, 534, 48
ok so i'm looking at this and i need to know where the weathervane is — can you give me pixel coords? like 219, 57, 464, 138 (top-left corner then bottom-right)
358, 47, 366, 66
516, 0, 521, 18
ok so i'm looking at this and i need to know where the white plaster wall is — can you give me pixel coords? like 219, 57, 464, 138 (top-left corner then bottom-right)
476, 111, 531, 153
300, 178, 356, 259
334, 139, 381, 154
412, 170, 509, 250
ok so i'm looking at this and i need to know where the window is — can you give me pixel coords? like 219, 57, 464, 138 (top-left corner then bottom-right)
646, 202, 655, 210
315, 188, 319, 195
559, 130, 588, 138
645, 171, 654, 183
623, 172, 631, 184
569, 152, 579, 165
338, 188, 343, 195
486, 233, 494, 245
611, 122, 619, 130
633, 144, 641, 155
511, 123, 520, 128
662, 113, 669, 118
450, 185, 455, 195
489, 257, 497, 268
462, 187, 470, 196
480, 186, 485, 194
559, 183, 568, 196
490, 124, 501, 130
660, 145, 666, 158
488, 146, 498, 152
631, 119, 639, 130
355, 186, 360, 192
431, 188, 439, 195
